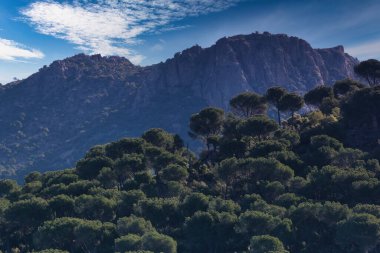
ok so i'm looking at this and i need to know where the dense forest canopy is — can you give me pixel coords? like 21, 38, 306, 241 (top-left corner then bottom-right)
1, 59, 380, 253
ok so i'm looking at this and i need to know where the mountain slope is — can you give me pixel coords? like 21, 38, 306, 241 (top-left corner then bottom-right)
0, 32, 359, 179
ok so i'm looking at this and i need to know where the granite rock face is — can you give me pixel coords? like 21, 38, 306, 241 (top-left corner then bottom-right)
0, 32, 359, 179
140, 33, 358, 108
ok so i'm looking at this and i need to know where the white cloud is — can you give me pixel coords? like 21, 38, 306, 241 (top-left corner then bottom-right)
0, 38, 44, 61
346, 40, 380, 60
21, 0, 242, 64
151, 43, 164, 52
150, 39, 167, 52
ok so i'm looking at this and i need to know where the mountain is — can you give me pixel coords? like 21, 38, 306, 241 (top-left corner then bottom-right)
0, 32, 359, 179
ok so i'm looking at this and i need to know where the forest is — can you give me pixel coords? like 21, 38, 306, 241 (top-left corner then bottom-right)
0, 60, 380, 253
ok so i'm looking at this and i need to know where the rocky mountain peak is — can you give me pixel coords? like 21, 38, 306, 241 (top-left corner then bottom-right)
0, 32, 360, 179
31, 53, 140, 86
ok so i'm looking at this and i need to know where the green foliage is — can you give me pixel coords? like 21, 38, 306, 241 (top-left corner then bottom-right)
189, 107, 224, 139
235, 210, 281, 236
274, 193, 304, 208
136, 198, 180, 228
278, 92, 304, 117
180, 192, 209, 217
0, 179, 20, 197
183, 211, 238, 252
33, 250, 69, 253
266, 87, 287, 105
76, 156, 113, 180
25, 172, 42, 184
249, 235, 288, 253
142, 128, 175, 150
353, 204, 380, 218
289, 201, 350, 252
117, 216, 155, 236
2, 84, 380, 253
65, 180, 99, 196
5, 197, 51, 229
354, 59, 380, 86
266, 86, 287, 125
341, 86, 380, 140
33, 217, 106, 252
141, 232, 177, 253
115, 234, 142, 252
230, 92, 267, 117
273, 129, 300, 146
158, 164, 189, 182
320, 97, 339, 115
310, 135, 343, 150
222, 115, 244, 139
105, 138, 146, 159
239, 115, 278, 140
333, 79, 364, 98
304, 85, 334, 107
114, 154, 146, 188
241, 158, 294, 183
336, 214, 380, 253
117, 190, 146, 217
209, 197, 241, 213
74, 194, 116, 221
48, 194, 74, 217
251, 140, 288, 157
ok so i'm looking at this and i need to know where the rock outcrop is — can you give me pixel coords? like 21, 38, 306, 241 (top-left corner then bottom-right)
0, 32, 359, 179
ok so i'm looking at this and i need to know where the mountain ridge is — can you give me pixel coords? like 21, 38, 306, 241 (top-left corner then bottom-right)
0, 32, 359, 179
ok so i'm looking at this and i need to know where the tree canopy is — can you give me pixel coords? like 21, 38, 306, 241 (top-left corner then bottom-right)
354, 59, 380, 86
1, 77, 380, 253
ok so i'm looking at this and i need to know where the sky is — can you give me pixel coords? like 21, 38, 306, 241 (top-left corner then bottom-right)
0, 0, 380, 84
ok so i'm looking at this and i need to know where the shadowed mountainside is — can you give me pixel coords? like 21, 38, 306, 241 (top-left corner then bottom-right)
0, 32, 359, 179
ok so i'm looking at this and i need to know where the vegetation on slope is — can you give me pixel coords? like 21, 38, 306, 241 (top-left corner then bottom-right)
0, 59, 380, 253
0, 33, 360, 180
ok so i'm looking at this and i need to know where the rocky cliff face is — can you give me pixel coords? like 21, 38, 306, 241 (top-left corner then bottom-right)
0, 32, 359, 179
139, 33, 358, 108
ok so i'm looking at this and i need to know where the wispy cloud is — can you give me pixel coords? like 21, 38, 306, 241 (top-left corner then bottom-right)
150, 43, 165, 52
346, 40, 380, 60
0, 38, 44, 61
21, 0, 242, 63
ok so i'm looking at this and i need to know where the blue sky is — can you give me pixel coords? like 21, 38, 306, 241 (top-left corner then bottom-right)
0, 0, 380, 84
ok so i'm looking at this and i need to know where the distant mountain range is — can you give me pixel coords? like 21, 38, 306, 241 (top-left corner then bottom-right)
0, 32, 359, 179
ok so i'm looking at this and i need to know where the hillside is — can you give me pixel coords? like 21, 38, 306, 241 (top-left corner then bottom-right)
1, 83, 380, 253
0, 32, 359, 179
